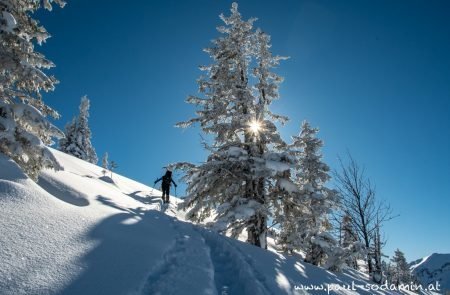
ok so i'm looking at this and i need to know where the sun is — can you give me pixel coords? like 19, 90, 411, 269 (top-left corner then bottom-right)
248, 119, 262, 135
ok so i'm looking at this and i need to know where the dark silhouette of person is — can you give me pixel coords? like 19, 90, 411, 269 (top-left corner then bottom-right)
154, 170, 177, 204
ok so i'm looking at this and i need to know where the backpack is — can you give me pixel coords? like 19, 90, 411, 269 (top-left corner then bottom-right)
162, 174, 171, 187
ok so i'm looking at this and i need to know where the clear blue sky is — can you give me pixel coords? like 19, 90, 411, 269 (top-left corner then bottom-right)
36, 0, 450, 261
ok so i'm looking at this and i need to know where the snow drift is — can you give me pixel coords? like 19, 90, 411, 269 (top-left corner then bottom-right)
1, 149, 407, 294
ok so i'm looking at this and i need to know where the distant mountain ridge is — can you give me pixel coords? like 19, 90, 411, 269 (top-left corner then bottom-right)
410, 253, 450, 293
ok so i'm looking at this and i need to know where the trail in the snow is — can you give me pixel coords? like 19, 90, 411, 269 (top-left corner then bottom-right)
160, 203, 177, 217
139, 193, 273, 295
128, 190, 178, 217
197, 229, 272, 295
139, 219, 216, 295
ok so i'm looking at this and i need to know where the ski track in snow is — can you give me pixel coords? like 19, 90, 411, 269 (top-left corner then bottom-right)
140, 207, 272, 295
198, 228, 272, 295
160, 203, 177, 217
139, 218, 216, 295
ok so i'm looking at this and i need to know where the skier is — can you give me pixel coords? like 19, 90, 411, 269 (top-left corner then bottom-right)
154, 169, 177, 204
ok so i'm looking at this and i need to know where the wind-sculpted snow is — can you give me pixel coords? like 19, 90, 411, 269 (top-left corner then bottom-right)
38, 173, 90, 206
0, 149, 407, 294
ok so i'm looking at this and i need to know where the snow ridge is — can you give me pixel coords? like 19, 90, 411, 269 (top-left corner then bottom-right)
411, 253, 450, 293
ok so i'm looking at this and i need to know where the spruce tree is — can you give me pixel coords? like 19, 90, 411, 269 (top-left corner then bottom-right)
101, 152, 108, 176
176, 3, 294, 248
390, 249, 412, 286
110, 160, 117, 179
282, 121, 338, 265
319, 214, 366, 272
0, 0, 66, 180
59, 96, 98, 164
341, 214, 359, 269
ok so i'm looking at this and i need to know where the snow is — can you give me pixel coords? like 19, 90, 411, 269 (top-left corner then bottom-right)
278, 179, 299, 193
410, 253, 450, 293
227, 146, 247, 158
1, 149, 407, 294
265, 160, 291, 173
1, 11, 17, 32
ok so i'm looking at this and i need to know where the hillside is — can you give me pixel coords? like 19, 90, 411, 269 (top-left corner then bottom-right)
1, 149, 409, 295
410, 253, 450, 293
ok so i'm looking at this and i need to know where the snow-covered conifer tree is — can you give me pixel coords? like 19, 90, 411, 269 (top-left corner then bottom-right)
283, 121, 338, 265
339, 214, 361, 269
383, 261, 393, 283
101, 152, 108, 176
59, 96, 97, 164
321, 235, 366, 272
390, 249, 412, 286
0, 0, 66, 180
244, 28, 294, 247
176, 3, 294, 248
341, 215, 357, 247
110, 160, 117, 179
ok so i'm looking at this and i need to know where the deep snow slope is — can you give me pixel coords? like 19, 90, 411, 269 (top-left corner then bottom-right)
1, 149, 407, 295
410, 253, 450, 293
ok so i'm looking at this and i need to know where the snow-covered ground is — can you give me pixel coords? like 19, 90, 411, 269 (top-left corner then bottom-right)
1, 149, 417, 294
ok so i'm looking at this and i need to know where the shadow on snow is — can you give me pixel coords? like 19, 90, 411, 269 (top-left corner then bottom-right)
60, 195, 178, 295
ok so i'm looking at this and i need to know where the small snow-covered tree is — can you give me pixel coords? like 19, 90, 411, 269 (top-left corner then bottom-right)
110, 160, 117, 179
313, 231, 365, 272
101, 152, 108, 176
340, 214, 360, 269
281, 121, 338, 265
274, 166, 305, 253
390, 249, 412, 286
295, 214, 365, 273
373, 214, 385, 283
176, 3, 294, 248
59, 117, 76, 155
59, 96, 97, 164
0, 0, 66, 180
383, 261, 393, 284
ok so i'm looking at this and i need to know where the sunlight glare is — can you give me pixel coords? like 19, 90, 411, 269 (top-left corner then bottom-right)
249, 120, 262, 134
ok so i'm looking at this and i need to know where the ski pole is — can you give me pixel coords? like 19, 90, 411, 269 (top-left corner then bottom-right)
151, 179, 158, 195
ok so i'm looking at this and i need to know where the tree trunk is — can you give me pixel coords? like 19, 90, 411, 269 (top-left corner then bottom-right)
247, 212, 267, 249
372, 223, 383, 283
363, 233, 374, 274
305, 243, 323, 266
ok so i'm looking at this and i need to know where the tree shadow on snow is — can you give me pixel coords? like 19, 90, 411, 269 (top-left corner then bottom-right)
60, 195, 179, 295
219, 237, 382, 295
99, 176, 115, 184
60, 195, 378, 295
126, 190, 163, 207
